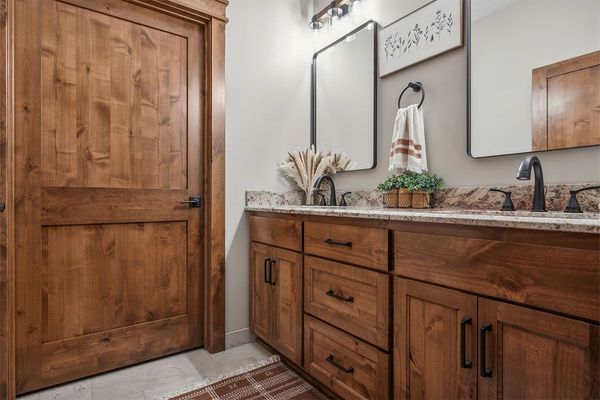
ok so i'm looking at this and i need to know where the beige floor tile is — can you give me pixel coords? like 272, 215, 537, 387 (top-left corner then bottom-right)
17, 342, 273, 400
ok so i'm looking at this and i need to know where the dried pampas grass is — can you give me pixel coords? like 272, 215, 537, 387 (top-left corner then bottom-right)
327, 151, 355, 173
279, 146, 354, 205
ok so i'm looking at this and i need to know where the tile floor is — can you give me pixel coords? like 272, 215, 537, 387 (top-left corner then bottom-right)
18, 342, 273, 400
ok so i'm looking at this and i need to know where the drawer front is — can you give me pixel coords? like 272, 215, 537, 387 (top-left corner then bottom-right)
303, 315, 390, 400
304, 256, 389, 349
250, 215, 301, 252
304, 222, 388, 271
394, 231, 600, 322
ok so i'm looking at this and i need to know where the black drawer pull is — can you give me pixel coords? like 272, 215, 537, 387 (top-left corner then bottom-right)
324, 238, 353, 247
480, 323, 492, 377
269, 259, 276, 286
263, 258, 270, 284
326, 289, 354, 303
326, 354, 354, 373
460, 317, 472, 369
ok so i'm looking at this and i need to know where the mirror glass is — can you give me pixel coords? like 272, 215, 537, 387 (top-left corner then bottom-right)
312, 21, 377, 171
468, 0, 600, 158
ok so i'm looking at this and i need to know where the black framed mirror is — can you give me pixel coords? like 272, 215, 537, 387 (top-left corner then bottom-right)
311, 20, 378, 171
467, 0, 600, 159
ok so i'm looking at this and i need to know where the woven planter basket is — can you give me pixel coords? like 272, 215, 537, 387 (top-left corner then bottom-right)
398, 188, 412, 208
382, 190, 399, 208
411, 191, 431, 209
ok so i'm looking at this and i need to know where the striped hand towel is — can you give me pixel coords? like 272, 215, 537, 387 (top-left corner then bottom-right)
388, 104, 428, 173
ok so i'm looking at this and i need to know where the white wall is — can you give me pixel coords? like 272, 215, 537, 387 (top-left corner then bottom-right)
225, 0, 600, 340
225, 0, 312, 337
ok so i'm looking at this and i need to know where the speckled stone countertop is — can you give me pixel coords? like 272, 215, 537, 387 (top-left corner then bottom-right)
245, 205, 600, 234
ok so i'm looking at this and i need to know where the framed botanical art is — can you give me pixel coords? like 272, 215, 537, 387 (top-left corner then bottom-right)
379, 0, 463, 77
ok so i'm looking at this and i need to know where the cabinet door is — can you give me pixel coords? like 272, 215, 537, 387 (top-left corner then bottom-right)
395, 279, 478, 400
478, 298, 599, 400
270, 247, 303, 365
249, 243, 271, 342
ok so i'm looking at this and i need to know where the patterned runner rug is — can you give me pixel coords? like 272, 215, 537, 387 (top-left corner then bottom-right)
166, 356, 328, 400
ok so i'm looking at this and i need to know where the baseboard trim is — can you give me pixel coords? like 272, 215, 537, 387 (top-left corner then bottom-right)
225, 328, 255, 349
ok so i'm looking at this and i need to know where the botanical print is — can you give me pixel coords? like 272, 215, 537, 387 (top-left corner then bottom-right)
379, 0, 463, 77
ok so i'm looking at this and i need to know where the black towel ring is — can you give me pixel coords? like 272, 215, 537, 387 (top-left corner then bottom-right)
398, 82, 425, 109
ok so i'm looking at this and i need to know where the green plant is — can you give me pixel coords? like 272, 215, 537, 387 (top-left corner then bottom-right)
404, 172, 443, 193
377, 176, 396, 192
394, 171, 417, 189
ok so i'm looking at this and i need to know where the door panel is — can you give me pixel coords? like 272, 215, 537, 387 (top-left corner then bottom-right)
395, 279, 478, 400
249, 243, 271, 342
478, 298, 599, 400
271, 247, 302, 365
42, 222, 187, 342
15, 0, 204, 393
41, 1, 188, 189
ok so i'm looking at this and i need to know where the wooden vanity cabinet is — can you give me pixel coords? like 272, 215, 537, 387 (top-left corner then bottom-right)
250, 242, 303, 365
249, 212, 599, 400
395, 278, 599, 400
394, 279, 478, 400
478, 299, 599, 400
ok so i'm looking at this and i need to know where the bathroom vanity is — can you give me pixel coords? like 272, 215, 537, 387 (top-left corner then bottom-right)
247, 207, 599, 400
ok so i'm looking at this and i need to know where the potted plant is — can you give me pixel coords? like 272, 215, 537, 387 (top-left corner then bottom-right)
394, 172, 414, 208
405, 172, 444, 208
377, 176, 398, 208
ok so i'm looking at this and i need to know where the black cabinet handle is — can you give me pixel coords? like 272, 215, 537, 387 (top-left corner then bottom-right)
326, 354, 354, 373
269, 259, 276, 286
264, 258, 271, 284
326, 289, 354, 303
324, 238, 352, 247
0, 202, 5, 213
460, 317, 472, 369
480, 323, 492, 377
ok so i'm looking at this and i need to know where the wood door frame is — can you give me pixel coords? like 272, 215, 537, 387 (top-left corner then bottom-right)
0, 0, 227, 397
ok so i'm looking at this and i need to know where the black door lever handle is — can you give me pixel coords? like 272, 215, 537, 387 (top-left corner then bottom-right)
180, 196, 202, 208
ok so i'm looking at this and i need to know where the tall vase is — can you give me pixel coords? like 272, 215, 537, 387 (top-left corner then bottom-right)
304, 188, 315, 205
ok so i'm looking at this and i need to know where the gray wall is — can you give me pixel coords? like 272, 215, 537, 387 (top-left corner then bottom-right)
225, 0, 600, 340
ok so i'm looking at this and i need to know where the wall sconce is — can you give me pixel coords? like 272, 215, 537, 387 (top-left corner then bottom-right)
309, 0, 357, 30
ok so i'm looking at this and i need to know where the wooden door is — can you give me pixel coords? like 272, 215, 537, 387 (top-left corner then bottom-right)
394, 279, 478, 400
532, 50, 600, 151
478, 298, 599, 400
14, 0, 204, 393
249, 243, 272, 342
270, 248, 302, 365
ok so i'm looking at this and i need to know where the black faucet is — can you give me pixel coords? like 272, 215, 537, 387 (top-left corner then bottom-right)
313, 175, 337, 206
516, 155, 547, 212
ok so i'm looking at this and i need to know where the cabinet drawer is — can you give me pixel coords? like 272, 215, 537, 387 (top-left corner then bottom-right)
304, 256, 389, 349
303, 315, 390, 400
304, 222, 388, 271
394, 231, 600, 321
250, 215, 301, 252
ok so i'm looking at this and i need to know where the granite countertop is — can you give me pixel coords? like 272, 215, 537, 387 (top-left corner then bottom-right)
245, 205, 600, 234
